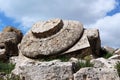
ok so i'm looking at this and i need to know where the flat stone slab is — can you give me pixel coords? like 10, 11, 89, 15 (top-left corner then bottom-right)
74, 67, 120, 80
12, 59, 73, 80
20, 19, 83, 58
64, 35, 90, 54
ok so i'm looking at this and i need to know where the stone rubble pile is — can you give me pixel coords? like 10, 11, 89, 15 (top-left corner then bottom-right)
0, 19, 120, 80
0, 26, 23, 61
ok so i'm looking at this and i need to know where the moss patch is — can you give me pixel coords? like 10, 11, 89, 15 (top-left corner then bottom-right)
115, 62, 120, 77
0, 62, 15, 74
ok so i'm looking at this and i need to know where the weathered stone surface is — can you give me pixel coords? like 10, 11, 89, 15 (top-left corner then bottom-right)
114, 48, 120, 55
9, 56, 18, 64
0, 32, 18, 44
0, 32, 19, 60
21, 62, 73, 80
62, 28, 101, 58
91, 58, 120, 68
64, 35, 90, 54
12, 53, 74, 80
0, 26, 23, 59
0, 43, 6, 60
31, 19, 63, 38
109, 54, 120, 59
3, 26, 23, 44
20, 19, 84, 58
74, 67, 119, 80
103, 46, 115, 54
85, 29, 101, 57
0, 49, 6, 59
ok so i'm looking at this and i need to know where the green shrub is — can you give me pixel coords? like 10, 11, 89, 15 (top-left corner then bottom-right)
115, 62, 120, 77
84, 55, 92, 61
6, 75, 21, 80
102, 52, 113, 59
0, 62, 15, 74
0, 75, 21, 80
78, 60, 94, 69
57, 56, 70, 62
100, 48, 113, 59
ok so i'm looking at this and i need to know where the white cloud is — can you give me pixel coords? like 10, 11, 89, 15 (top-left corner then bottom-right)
0, 0, 117, 28
0, 19, 5, 26
89, 13, 120, 48
0, 0, 119, 48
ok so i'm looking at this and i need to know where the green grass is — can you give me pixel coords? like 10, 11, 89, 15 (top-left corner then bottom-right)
100, 48, 113, 59
78, 60, 94, 69
0, 75, 21, 80
0, 62, 15, 74
39, 56, 70, 62
115, 62, 120, 77
57, 56, 70, 62
102, 52, 113, 59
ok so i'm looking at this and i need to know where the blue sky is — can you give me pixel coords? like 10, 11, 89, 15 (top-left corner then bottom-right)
107, 0, 120, 16
0, 0, 120, 48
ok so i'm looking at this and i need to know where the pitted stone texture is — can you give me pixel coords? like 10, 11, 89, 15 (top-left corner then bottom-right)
74, 67, 119, 80
91, 58, 120, 68
0, 32, 18, 44
0, 32, 19, 57
0, 43, 6, 59
12, 54, 73, 80
20, 19, 83, 58
3, 26, 23, 44
62, 28, 100, 58
64, 36, 90, 53
85, 29, 101, 57
32, 19, 63, 38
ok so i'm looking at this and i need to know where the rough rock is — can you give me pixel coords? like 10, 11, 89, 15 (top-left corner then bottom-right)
69, 57, 79, 63
12, 53, 74, 80
0, 26, 23, 59
20, 19, 84, 58
103, 46, 115, 54
0, 43, 6, 60
3, 26, 23, 44
91, 58, 120, 68
0, 32, 18, 44
109, 54, 120, 59
9, 56, 18, 64
114, 48, 120, 55
74, 67, 119, 80
85, 29, 101, 57
21, 62, 73, 80
0, 32, 19, 60
63, 28, 101, 58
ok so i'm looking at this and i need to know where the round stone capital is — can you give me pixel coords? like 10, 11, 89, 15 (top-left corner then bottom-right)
20, 19, 84, 58
31, 19, 63, 38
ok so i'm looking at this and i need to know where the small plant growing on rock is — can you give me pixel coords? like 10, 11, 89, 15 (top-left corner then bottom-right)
0, 62, 15, 74
78, 60, 94, 69
84, 55, 93, 61
0, 74, 21, 80
102, 52, 113, 59
100, 48, 113, 59
115, 62, 120, 77
39, 55, 70, 62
